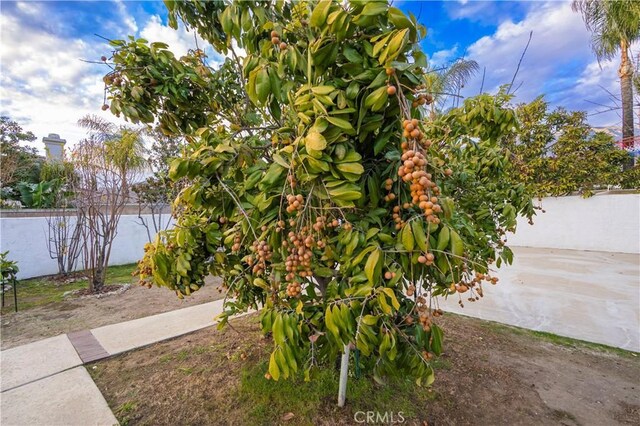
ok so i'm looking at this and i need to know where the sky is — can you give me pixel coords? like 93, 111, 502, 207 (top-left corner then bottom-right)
1, 0, 636, 153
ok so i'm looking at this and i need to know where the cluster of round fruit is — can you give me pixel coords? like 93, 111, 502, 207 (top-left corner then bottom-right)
231, 234, 242, 252
287, 173, 297, 189
285, 194, 305, 214
398, 149, 442, 224
383, 270, 397, 281
417, 252, 435, 265
286, 281, 302, 298
401, 119, 424, 142
270, 30, 287, 50
283, 228, 314, 282
311, 215, 339, 233
411, 93, 434, 108
248, 239, 273, 275
383, 178, 397, 202
391, 206, 405, 230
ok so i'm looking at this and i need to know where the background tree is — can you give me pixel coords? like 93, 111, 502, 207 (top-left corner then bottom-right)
0, 117, 43, 203
420, 58, 479, 118
40, 160, 85, 276
132, 130, 185, 241
104, 0, 534, 392
572, 0, 640, 169
503, 96, 631, 196
72, 115, 146, 292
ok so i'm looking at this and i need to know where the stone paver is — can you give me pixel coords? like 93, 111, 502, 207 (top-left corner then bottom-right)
439, 246, 640, 351
1, 366, 118, 426
91, 299, 225, 355
68, 330, 110, 363
0, 334, 82, 392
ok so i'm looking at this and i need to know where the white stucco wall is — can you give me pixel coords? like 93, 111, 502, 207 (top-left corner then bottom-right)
1, 193, 638, 279
0, 214, 173, 279
508, 193, 640, 254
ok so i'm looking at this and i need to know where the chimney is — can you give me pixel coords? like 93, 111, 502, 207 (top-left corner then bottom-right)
42, 133, 66, 161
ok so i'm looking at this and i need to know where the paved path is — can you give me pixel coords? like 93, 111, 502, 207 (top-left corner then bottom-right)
1, 299, 226, 426
439, 246, 640, 352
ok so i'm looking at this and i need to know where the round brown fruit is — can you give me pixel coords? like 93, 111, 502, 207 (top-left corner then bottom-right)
385, 67, 395, 76
279, 42, 287, 50
101, 56, 107, 62
271, 36, 280, 45
387, 85, 397, 95
270, 30, 278, 38
101, 104, 109, 111
384, 271, 393, 280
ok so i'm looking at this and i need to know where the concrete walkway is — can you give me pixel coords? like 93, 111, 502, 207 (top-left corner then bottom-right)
439, 246, 640, 352
1, 298, 226, 426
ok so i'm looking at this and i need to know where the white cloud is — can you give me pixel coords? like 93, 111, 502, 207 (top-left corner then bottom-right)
139, 15, 224, 66
0, 12, 124, 153
458, 1, 630, 127
430, 45, 459, 67
0, 5, 227, 154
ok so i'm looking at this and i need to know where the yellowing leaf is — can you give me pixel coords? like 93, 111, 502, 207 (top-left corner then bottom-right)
306, 131, 327, 151
312, 85, 335, 95
364, 248, 381, 284
269, 351, 281, 381
336, 162, 364, 175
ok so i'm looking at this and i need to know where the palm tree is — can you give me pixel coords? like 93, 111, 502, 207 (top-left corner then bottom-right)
572, 0, 640, 169
422, 58, 480, 119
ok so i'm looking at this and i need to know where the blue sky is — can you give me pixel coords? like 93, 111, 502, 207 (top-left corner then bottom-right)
1, 0, 635, 149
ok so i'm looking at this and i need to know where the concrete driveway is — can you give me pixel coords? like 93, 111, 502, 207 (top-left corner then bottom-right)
439, 246, 640, 352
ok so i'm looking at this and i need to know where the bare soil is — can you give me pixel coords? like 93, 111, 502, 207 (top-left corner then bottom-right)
90, 313, 640, 426
0, 276, 224, 349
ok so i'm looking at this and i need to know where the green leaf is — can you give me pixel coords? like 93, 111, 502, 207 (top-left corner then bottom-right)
411, 220, 428, 251
255, 67, 270, 104
362, 315, 378, 326
401, 224, 414, 251
450, 229, 464, 257
381, 288, 400, 310
430, 324, 444, 355
273, 313, 285, 345
364, 248, 381, 285
310, 0, 332, 27
325, 306, 341, 341
436, 226, 450, 251
361, 1, 388, 16
364, 86, 388, 111
325, 116, 353, 130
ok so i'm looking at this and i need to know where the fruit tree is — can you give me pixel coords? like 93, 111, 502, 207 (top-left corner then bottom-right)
103, 0, 535, 386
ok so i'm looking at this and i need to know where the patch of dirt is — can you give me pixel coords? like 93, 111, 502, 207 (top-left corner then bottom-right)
90, 313, 640, 426
73, 284, 125, 297
0, 275, 225, 349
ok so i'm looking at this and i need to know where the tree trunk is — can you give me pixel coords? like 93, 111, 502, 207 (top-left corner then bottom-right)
619, 40, 635, 170
92, 265, 105, 293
